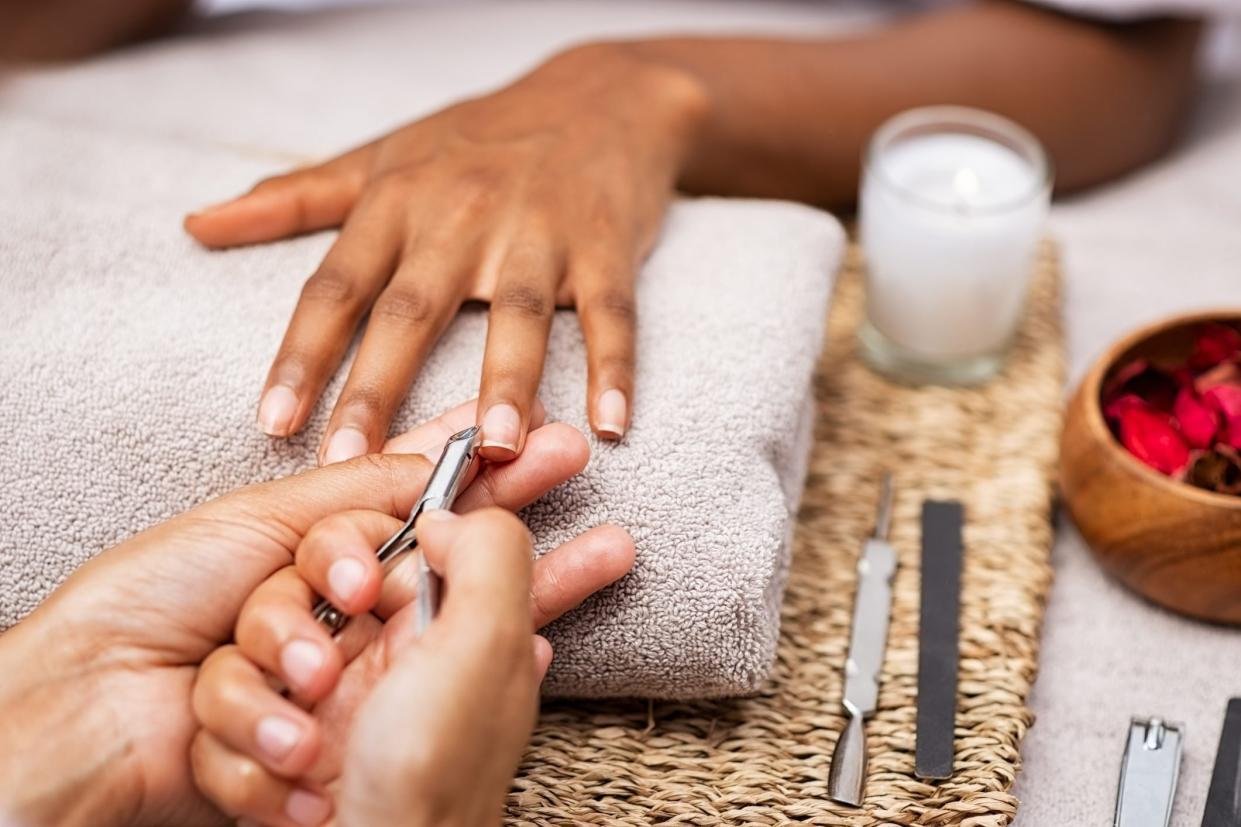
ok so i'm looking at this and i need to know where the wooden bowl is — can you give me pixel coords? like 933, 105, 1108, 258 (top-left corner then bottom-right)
1060, 311, 1241, 624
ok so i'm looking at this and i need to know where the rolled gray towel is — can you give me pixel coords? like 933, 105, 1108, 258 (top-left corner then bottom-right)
0, 0, 844, 697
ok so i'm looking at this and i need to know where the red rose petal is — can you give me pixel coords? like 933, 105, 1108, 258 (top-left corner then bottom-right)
1103, 358, 1150, 400
1104, 393, 1147, 423
1117, 404, 1191, 475
1204, 385, 1241, 450
1189, 323, 1241, 370
1173, 387, 1221, 449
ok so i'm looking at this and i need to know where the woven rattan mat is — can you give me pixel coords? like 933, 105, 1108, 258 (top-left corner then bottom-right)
508, 243, 1065, 826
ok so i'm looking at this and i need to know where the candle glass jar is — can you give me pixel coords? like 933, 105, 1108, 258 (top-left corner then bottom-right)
858, 106, 1052, 385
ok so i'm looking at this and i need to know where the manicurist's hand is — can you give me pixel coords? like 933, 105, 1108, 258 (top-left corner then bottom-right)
337, 509, 556, 827
189, 503, 625, 827
185, 44, 708, 464
0, 403, 630, 827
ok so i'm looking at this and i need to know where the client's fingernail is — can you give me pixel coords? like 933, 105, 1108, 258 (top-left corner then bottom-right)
418, 509, 457, 524
327, 558, 366, 605
281, 640, 325, 692
596, 389, 628, 438
481, 403, 520, 452
256, 715, 302, 761
286, 788, 331, 826
323, 427, 369, 465
257, 385, 298, 436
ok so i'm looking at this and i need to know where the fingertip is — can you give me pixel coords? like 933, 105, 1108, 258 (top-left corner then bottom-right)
183, 198, 246, 248
479, 443, 519, 463
532, 421, 590, 476
285, 786, 333, 826
587, 523, 638, 575
255, 713, 324, 777
480, 402, 523, 459
280, 637, 341, 700
591, 388, 629, 441
320, 426, 372, 466
533, 634, 553, 683
325, 556, 381, 615
258, 385, 301, 438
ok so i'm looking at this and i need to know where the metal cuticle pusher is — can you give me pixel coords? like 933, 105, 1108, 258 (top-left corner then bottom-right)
827, 472, 898, 807
311, 425, 483, 637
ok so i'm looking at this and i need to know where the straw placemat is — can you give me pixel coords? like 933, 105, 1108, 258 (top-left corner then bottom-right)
508, 242, 1065, 826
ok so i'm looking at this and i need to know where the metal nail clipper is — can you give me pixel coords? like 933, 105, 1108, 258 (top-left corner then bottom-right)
311, 425, 483, 637
827, 473, 897, 807
1114, 717, 1184, 827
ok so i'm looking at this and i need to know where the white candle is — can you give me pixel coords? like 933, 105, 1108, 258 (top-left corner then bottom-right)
860, 108, 1050, 381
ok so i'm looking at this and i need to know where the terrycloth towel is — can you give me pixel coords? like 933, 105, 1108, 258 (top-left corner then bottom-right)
0, 1, 844, 698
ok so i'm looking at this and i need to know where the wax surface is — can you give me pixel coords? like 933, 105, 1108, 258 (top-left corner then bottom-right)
861, 131, 1047, 361
879, 133, 1036, 210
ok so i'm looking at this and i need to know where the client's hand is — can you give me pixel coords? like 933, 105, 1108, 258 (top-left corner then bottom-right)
184, 44, 708, 464
190, 504, 619, 827
0, 404, 628, 827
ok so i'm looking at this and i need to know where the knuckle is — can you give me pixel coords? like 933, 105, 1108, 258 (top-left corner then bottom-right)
467, 469, 502, 510
455, 167, 503, 204
592, 351, 635, 376
582, 197, 623, 235
214, 669, 252, 718
587, 288, 637, 326
248, 174, 286, 195
188, 734, 264, 818
371, 169, 420, 199
357, 453, 408, 516
531, 567, 563, 623
493, 283, 552, 321
269, 346, 315, 379
371, 285, 435, 326
188, 733, 219, 793
442, 168, 504, 224
338, 384, 387, 419
234, 595, 274, 657
229, 756, 271, 812
300, 266, 361, 307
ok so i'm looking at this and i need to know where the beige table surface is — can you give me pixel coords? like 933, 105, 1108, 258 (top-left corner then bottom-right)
1011, 69, 1241, 826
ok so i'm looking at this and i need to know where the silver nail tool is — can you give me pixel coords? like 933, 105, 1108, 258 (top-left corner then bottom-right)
827, 473, 897, 807
1114, 717, 1184, 827
311, 425, 483, 636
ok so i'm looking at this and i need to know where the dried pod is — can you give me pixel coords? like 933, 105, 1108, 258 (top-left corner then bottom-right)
1186, 447, 1241, 495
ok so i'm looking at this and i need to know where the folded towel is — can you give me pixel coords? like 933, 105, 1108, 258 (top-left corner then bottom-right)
0, 3, 844, 697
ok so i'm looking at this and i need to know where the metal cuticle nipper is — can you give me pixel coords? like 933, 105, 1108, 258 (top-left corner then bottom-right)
311, 425, 483, 638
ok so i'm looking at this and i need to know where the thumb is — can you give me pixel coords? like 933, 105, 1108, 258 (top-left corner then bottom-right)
184, 142, 375, 248
199, 453, 434, 545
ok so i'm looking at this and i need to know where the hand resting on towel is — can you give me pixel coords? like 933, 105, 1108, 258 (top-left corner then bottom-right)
0, 405, 634, 827
182, 8, 1199, 471
186, 46, 707, 467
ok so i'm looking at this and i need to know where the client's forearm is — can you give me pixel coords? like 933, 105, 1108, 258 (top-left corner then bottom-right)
603, 0, 1201, 205
0, 0, 192, 61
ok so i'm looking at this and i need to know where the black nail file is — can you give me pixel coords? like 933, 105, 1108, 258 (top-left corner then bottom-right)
915, 500, 964, 781
1202, 697, 1241, 827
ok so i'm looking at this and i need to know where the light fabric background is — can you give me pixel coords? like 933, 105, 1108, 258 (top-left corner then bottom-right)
0, 2, 856, 700
3, 0, 1240, 822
